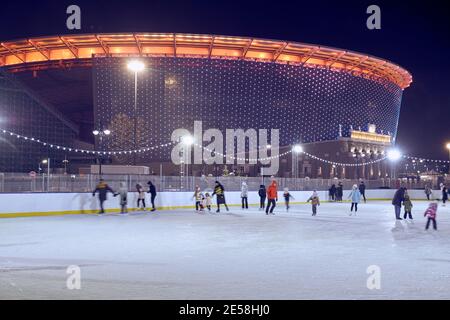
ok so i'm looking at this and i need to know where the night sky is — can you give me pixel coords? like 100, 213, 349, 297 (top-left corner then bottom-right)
1, 0, 449, 159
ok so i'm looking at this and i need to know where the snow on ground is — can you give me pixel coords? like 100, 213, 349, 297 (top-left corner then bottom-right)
1, 201, 450, 300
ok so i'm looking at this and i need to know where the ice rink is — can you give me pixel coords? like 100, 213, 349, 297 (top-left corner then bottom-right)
1, 200, 450, 300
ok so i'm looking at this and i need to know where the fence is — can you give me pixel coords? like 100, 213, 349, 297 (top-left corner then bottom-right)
0, 173, 436, 194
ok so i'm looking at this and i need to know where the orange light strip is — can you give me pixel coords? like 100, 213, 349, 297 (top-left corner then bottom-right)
0, 33, 412, 89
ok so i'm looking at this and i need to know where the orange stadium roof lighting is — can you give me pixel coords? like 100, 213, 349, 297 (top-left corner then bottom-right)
0, 33, 412, 89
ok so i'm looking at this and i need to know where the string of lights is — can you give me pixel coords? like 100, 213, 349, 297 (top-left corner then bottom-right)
402, 155, 450, 164
195, 143, 389, 167
2, 128, 448, 166
0, 128, 174, 155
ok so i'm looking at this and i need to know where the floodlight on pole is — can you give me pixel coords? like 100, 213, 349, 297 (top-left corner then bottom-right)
127, 60, 145, 73
181, 135, 195, 146
293, 145, 303, 153
387, 149, 402, 162
103, 129, 111, 136
128, 60, 145, 165
92, 130, 100, 136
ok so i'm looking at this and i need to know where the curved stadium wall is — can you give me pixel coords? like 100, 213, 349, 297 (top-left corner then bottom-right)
94, 56, 404, 161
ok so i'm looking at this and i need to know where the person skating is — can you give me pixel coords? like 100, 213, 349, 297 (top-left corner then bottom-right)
192, 185, 204, 212
307, 191, 320, 216
283, 188, 294, 212
204, 192, 212, 212
392, 186, 406, 220
424, 202, 438, 231
265, 180, 278, 215
442, 185, 448, 207
92, 179, 115, 215
359, 181, 367, 203
212, 181, 229, 213
258, 184, 266, 210
241, 181, 249, 210
147, 181, 157, 212
403, 192, 413, 220
329, 184, 336, 202
424, 185, 432, 201
136, 183, 146, 211
336, 182, 343, 202
348, 184, 361, 216
117, 182, 128, 214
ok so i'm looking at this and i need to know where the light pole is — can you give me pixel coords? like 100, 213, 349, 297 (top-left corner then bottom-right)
292, 145, 303, 189
63, 156, 69, 175
41, 158, 50, 192
127, 60, 145, 165
387, 149, 402, 185
446, 143, 450, 173
93, 129, 111, 178
181, 135, 194, 189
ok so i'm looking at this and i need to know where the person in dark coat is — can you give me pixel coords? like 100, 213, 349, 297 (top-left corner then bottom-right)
258, 185, 267, 210
359, 181, 367, 203
147, 181, 157, 212
329, 184, 336, 202
336, 182, 343, 202
442, 185, 448, 206
92, 179, 115, 214
392, 187, 406, 220
212, 181, 229, 213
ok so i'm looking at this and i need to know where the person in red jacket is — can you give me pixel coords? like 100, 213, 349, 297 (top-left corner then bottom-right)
265, 180, 278, 215
424, 202, 438, 231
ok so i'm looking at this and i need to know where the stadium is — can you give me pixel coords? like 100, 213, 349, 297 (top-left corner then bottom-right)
0, 33, 412, 174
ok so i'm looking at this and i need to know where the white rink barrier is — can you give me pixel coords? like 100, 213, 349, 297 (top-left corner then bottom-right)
0, 189, 443, 218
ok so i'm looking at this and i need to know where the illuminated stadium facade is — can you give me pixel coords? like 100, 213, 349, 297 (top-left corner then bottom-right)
0, 33, 412, 174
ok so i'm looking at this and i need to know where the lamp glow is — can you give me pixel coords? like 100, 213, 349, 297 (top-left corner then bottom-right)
127, 60, 145, 73
387, 149, 402, 162
181, 135, 194, 145
293, 145, 303, 153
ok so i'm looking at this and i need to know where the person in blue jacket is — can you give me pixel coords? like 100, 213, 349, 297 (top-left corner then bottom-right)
348, 184, 361, 216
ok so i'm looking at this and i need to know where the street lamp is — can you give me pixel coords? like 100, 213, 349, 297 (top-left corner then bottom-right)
127, 60, 145, 165
387, 148, 402, 181
293, 145, 303, 154
446, 143, 450, 173
93, 129, 111, 177
292, 145, 303, 181
180, 135, 194, 186
41, 158, 50, 191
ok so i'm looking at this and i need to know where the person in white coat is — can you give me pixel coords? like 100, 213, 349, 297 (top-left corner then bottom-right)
241, 181, 249, 209
348, 184, 361, 216
117, 182, 128, 214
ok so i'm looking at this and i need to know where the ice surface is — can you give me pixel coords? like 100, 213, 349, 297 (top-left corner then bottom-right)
1, 201, 450, 300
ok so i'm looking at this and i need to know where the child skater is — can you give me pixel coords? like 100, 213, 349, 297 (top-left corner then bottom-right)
136, 183, 146, 211
424, 202, 438, 231
307, 191, 320, 216
348, 184, 361, 216
204, 192, 212, 212
192, 186, 204, 212
258, 185, 266, 211
283, 188, 294, 212
117, 182, 128, 214
403, 192, 413, 220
